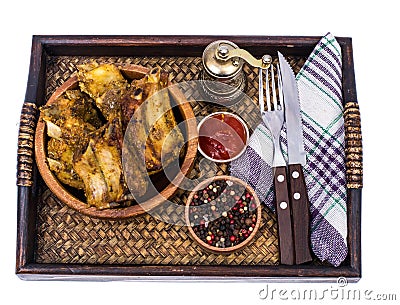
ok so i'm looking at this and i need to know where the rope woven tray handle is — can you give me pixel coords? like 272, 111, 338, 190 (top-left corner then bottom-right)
344, 101, 363, 189
17, 102, 37, 187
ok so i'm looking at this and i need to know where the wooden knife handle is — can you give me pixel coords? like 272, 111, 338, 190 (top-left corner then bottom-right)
274, 166, 295, 265
288, 164, 313, 264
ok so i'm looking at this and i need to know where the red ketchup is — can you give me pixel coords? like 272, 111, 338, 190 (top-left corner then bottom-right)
198, 113, 247, 161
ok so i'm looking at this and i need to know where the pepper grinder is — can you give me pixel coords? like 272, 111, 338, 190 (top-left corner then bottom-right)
201, 40, 272, 104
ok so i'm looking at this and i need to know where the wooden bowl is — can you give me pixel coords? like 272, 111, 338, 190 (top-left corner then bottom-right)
35, 64, 198, 219
185, 175, 262, 254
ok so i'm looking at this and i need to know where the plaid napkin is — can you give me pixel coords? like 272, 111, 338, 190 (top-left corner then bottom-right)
230, 33, 347, 267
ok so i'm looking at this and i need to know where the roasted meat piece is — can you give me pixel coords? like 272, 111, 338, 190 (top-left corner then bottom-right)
121, 136, 149, 200
43, 116, 96, 190
40, 90, 102, 129
47, 138, 84, 190
90, 118, 125, 203
120, 67, 184, 174
137, 67, 184, 174
78, 63, 128, 120
73, 140, 110, 209
77, 63, 126, 98
40, 90, 100, 148
40, 91, 100, 190
65, 90, 103, 128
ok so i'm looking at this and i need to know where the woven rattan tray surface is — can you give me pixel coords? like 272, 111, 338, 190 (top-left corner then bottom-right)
34, 55, 309, 266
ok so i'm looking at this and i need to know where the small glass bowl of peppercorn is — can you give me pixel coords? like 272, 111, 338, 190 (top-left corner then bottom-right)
185, 175, 262, 254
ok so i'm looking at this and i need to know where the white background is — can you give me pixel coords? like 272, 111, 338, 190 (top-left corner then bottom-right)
1, 0, 399, 304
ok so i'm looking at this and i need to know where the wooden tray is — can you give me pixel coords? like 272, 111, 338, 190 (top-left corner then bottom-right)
16, 35, 362, 281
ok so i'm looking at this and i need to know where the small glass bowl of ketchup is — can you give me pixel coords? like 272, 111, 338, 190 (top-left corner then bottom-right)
197, 112, 249, 163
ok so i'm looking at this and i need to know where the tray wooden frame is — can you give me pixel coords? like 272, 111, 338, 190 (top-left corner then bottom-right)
16, 35, 361, 281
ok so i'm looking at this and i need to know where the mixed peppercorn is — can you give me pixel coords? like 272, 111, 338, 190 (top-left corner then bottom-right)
188, 178, 258, 248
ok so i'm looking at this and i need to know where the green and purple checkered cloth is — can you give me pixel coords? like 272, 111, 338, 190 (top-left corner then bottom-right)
231, 33, 347, 267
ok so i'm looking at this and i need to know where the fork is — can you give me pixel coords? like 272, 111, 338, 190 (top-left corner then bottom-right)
259, 64, 295, 265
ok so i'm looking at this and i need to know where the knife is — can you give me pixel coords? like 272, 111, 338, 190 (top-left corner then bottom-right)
278, 52, 313, 264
